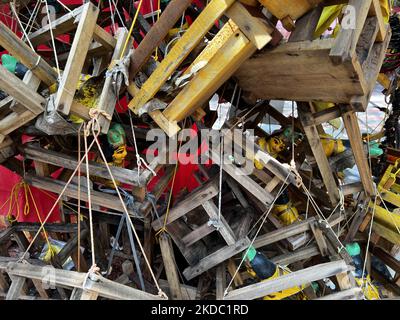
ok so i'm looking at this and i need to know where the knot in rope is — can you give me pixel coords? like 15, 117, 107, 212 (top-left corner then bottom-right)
82, 264, 101, 290
158, 289, 169, 300
85, 109, 112, 136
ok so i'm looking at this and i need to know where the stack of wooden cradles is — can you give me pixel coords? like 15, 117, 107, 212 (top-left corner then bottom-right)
0, 0, 399, 301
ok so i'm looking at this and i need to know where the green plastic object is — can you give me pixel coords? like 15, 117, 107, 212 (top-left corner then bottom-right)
107, 123, 126, 148
243, 246, 257, 262
369, 142, 383, 157
346, 242, 361, 257
2, 54, 18, 74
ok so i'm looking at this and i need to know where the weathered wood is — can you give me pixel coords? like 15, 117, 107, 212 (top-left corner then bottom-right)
183, 237, 251, 280
54, 3, 99, 115
159, 233, 183, 300
215, 262, 226, 300
22, 144, 146, 186
0, 65, 45, 114
224, 260, 349, 300
129, 0, 235, 114
297, 102, 339, 205
5, 262, 163, 300
202, 200, 236, 246
316, 287, 363, 300
6, 275, 26, 300
342, 109, 375, 196
96, 28, 130, 133
152, 179, 219, 230
330, 0, 373, 64
129, 0, 192, 78
0, 22, 58, 85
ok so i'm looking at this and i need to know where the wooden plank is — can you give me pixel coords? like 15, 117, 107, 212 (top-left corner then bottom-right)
202, 200, 237, 246
162, 27, 260, 125
297, 102, 339, 205
225, 2, 273, 50
316, 287, 363, 300
216, 262, 226, 300
54, 2, 99, 115
183, 237, 251, 280
152, 180, 219, 230
93, 25, 116, 51
129, 0, 192, 78
5, 262, 163, 300
28, 6, 84, 46
224, 260, 349, 300
25, 174, 139, 217
271, 244, 320, 265
0, 22, 58, 86
96, 28, 130, 133
0, 65, 45, 114
254, 213, 344, 249
369, 0, 386, 42
210, 148, 275, 205
329, 0, 373, 64
310, 221, 329, 256
182, 223, 216, 247
6, 275, 26, 300
159, 233, 183, 300
22, 145, 145, 186
342, 110, 375, 196
129, 0, 235, 114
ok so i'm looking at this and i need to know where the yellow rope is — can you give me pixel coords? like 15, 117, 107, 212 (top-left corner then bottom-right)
155, 118, 187, 237
119, 0, 144, 60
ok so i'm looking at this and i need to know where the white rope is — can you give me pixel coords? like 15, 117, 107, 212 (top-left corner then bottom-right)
128, 109, 157, 183
108, 0, 117, 34
223, 172, 291, 296
360, 193, 377, 297
18, 137, 100, 260
43, 0, 61, 81
10, 2, 35, 51
56, 0, 72, 12
89, 116, 167, 299
83, 123, 97, 267
110, 0, 128, 31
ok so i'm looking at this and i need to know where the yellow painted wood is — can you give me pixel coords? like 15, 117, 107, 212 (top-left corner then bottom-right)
379, 189, 400, 208
226, 2, 273, 50
181, 20, 239, 78
149, 110, 181, 137
257, 0, 323, 20
369, 202, 400, 233
128, 0, 235, 114
163, 29, 257, 124
372, 222, 400, 245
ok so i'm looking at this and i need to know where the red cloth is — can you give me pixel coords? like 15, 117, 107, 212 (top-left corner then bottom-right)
0, 166, 61, 225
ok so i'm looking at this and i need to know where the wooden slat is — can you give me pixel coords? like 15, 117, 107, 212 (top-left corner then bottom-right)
159, 233, 183, 300
152, 180, 219, 230
54, 3, 99, 115
0, 22, 58, 86
202, 200, 237, 246
129, 0, 192, 78
129, 0, 235, 113
183, 237, 251, 280
0, 65, 45, 114
96, 28, 130, 133
5, 262, 163, 300
329, 0, 373, 64
342, 109, 375, 196
22, 145, 145, 186
6, 275, 26, 300
224, 260, 349, 300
